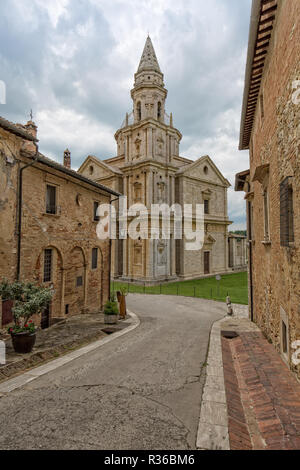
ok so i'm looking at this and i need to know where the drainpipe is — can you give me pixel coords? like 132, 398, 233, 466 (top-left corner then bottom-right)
109, 196, 120, 300
16, 144, 39, 281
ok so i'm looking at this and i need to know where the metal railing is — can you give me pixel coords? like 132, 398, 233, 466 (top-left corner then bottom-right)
111, 280, 246, 304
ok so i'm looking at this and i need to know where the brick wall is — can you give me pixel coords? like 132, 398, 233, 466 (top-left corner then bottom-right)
249, 0, 300, 377
0, 130, 112, 326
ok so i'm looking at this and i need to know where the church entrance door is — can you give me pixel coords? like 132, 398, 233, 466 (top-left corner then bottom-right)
204, 252, 210, 275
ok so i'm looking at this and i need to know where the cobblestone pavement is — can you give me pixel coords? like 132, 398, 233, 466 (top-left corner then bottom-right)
0, 314, 129, 382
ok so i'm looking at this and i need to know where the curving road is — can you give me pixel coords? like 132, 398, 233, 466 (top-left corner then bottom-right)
0, 295, 225, 450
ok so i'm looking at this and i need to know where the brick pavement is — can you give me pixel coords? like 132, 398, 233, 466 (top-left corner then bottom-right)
222, 331, 300, 450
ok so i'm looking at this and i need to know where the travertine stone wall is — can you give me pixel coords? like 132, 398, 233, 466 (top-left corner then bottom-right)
78, 36, 234, 283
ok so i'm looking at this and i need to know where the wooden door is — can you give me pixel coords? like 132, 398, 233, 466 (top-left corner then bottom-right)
41, 303, 51, 330
204, 251, 210, 275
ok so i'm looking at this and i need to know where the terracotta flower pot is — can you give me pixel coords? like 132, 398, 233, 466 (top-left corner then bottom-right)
11, 332, 36, 354
104, 314, 118, 325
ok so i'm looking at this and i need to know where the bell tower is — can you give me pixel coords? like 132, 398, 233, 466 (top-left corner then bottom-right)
131, 36, 167, 124
111, 36, 184, 284
115, 36, 182, 164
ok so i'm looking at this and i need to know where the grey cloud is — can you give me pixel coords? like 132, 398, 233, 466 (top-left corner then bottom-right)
0, 0, 252, 228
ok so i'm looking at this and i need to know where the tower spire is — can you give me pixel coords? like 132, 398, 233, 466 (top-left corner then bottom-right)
137, 36, 161, 74
134, 36, 165, 90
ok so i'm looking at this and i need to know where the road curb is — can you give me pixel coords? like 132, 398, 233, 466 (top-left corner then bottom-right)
196, 315, 230, 450
0, 310, 140, 395
196, 304, 249, 450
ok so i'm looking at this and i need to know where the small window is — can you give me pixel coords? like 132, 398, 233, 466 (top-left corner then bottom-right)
204, 166, 208, 175
65, 304, 69, 315
76, 276, 83, 288
204, 200, 209, 215
280, 177, 294, 246
44, 249, 52, 283
92, 248, 98, 270
46, 185, 56, 214
282, 320, 288, 354
157, 102, 161, 120
137, 102, 141, 121
94, 201, 100, 222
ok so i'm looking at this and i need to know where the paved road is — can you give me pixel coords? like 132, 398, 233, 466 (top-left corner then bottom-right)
0, 295, 225, 450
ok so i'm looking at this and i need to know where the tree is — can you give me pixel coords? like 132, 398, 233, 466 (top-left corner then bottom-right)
0, 279, 53, 332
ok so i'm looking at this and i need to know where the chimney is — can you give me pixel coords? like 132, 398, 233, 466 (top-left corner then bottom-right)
24, 120, 38, 139
64, 149, 71, 169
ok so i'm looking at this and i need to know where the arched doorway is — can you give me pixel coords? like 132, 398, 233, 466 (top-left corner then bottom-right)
36, 246, 64, 327
64, 247, 86, 316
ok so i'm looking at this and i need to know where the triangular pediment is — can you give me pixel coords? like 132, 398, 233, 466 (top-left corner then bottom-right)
78, 155, 123, 180
204, 233, 216, 245
176, 155, 231, 187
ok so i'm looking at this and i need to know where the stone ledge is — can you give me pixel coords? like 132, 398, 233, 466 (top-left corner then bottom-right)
0, 330, 107, 383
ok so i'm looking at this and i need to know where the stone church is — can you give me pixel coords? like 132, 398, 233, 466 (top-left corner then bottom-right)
79, 36, 232, 283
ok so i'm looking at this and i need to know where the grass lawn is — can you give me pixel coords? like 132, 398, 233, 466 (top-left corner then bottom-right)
112, 271, 248, 305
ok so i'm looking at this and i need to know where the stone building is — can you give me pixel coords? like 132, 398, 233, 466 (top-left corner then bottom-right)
0, 116, 119, 329
228, 233, 247, 271
236, 0, 300, 377
79, 36, 232, 283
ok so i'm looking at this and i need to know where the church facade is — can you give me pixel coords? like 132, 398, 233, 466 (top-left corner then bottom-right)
79, 37, 233, 283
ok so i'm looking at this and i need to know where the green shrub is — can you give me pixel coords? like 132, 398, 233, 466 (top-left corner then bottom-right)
0, 279, 53, 333
104, 295, 119, 316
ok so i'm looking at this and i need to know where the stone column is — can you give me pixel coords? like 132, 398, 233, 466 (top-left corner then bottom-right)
224, 230, 229, 271
122, 239, 127, 278
152, 128, 156, 159
233, 238, 236, 268
147, 127, 153, 159
128, 133, 131, 161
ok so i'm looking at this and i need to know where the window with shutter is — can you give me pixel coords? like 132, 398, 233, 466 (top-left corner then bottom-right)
280, 177, 294, 246
204, 200, 209, 215
46, 185, 56, 214
94, 201, 100, 221
92, 248, 98, 270
44, 249, 52, 283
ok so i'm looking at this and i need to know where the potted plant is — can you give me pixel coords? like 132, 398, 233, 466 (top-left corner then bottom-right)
116, 286, 128, 319
104, 294, 119, 325
0, 279, 53, 354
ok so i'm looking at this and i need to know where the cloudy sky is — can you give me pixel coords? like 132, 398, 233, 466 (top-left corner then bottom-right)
0, 0, 252, 230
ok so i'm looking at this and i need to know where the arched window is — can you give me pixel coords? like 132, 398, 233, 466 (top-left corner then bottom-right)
137, 102, 141, 121
157, 102, 161, 120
